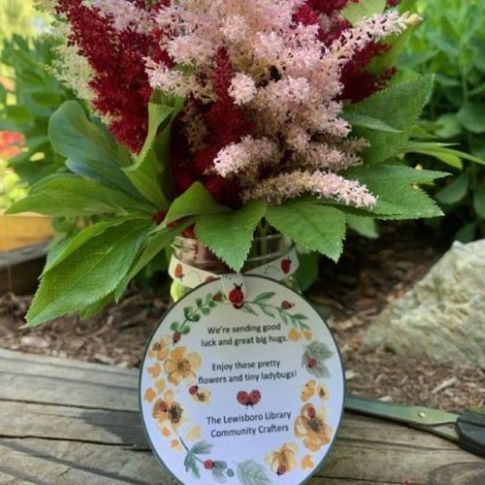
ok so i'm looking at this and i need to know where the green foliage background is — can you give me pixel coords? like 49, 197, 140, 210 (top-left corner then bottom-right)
400, 0, 485, 241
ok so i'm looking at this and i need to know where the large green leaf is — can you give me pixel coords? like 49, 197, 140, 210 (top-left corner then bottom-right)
266, 202, 346, 262
6, 174, 152, 217
115, 220, 193, 300
435, 172, 469, 205
123, 95, 185, 208
26, 220, 150, 326
457, 103, 485, 134
195, 201, 266, 271
165, 182, 229, 225
49, 101, 144, 200
346, 214, 379, 239
344, 164, 448, 219
345, 76, 434, 164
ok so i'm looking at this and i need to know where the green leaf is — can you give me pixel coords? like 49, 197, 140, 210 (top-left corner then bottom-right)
184, 452, 200, 479
26, 220, 150, 326
343, 112, 402, 133
435, 172, 469, 205
346, 214, 379, 239
195, 201, 266, 271
266, 202, 346, 262
43, 219, 137, 274
165, 182, 229, 225
307, 341, 333, 361
49, 101, 143, 200
341, 0, 385, 25
455, 222, 477, 243
79, 293, 114, 320
236, 460, 271, 485
253, 292, 276, 303
473, 187, 485, 218
346, 76, 434, 164
115, 221, 192, 300
457, 103, 485, 134
295, 251, 320, 292
6, 174, 151, 217
123, 96, 185, 208
344, 164, 448, 220
405, 141, 485, 168
191, 440, 213, 455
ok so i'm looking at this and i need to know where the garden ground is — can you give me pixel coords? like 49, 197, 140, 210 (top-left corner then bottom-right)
1, 223, 484, 413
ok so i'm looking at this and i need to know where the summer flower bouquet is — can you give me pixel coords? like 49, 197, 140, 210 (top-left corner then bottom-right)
9, 0, 457, 326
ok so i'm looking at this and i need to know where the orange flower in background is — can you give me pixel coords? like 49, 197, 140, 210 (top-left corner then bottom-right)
148, 335, 171, 361
265, 442, 298, 476
0, 131, 23, 159
294, 404, 332, 452
152, 389, 185, 432
164, 346, 201, 385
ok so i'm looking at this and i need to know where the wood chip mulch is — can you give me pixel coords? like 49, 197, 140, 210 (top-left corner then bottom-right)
0, 224, 484, 413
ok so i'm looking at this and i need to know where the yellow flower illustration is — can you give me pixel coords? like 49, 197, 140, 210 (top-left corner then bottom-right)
265, 442, 298, 476
164, 346, 201, 385
301, 454, 314, 470
301, 380, 316, 401
148, 335, 171, 361
144, 388, 156, 402
288, 328, 301, 341
152, 390, 185, 432
148, 363, 161, 378
303, 330, 313, 341
154, 379, 165, 393
189, 384, 211, 404
185, 425, 202, 442
294, 404, 332, 452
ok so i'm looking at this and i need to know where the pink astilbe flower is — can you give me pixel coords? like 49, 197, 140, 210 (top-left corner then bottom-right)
90, 0, 152, 33
244, 171, 377, 207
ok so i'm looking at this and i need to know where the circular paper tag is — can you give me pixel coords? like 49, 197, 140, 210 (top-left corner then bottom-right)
140, 275, 344, 484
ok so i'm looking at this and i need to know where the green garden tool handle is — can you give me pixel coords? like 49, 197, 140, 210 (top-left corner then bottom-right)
456, 411, 485, 458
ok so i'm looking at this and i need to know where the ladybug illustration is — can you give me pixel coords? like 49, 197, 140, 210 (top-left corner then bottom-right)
281, 300, 293, 310
158, 400, 168, 413
174, 263, 184, 280
277, 464, 287, 476
307, 406, 316, 419
281, 258, 292, 274
307, 357, 317, 369
237, 391, 249, 406
229, 284, 245, 309
249, 389, 261, 406
173, 331, 182, 344
189, 385, 199, 396
204, 460, 215, 470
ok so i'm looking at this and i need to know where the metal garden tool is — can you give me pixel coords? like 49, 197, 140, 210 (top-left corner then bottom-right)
346, 395, 485, 458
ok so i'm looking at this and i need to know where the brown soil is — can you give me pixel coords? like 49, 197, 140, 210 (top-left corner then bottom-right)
0, 224, 484, 413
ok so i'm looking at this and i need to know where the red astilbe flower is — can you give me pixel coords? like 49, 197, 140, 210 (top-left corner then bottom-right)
57, 0, 170, 153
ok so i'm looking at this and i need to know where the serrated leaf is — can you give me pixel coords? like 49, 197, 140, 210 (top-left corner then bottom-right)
346, 76, 434, 164
26, 220, 150, 326
165, 182, 229, 225
343, 112, 402, 133
7, 174, 152, 217
195, 201, 266, 271
344, 164, 448, 219
435, 172, 469, 205
266, 202, 346, 262
236, 460, 271, 485
295, 251, 320, 292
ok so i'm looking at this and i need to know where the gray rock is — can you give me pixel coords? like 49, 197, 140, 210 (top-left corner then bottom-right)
364, 240, 485, 367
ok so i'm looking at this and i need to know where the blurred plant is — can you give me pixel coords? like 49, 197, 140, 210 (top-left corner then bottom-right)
0, 34, 76, 185
399, 0, 485, 241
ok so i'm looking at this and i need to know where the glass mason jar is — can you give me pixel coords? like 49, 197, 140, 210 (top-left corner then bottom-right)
170, 232, 300, 302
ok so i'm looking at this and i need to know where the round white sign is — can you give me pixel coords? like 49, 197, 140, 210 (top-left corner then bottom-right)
140, 275, 344, 484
